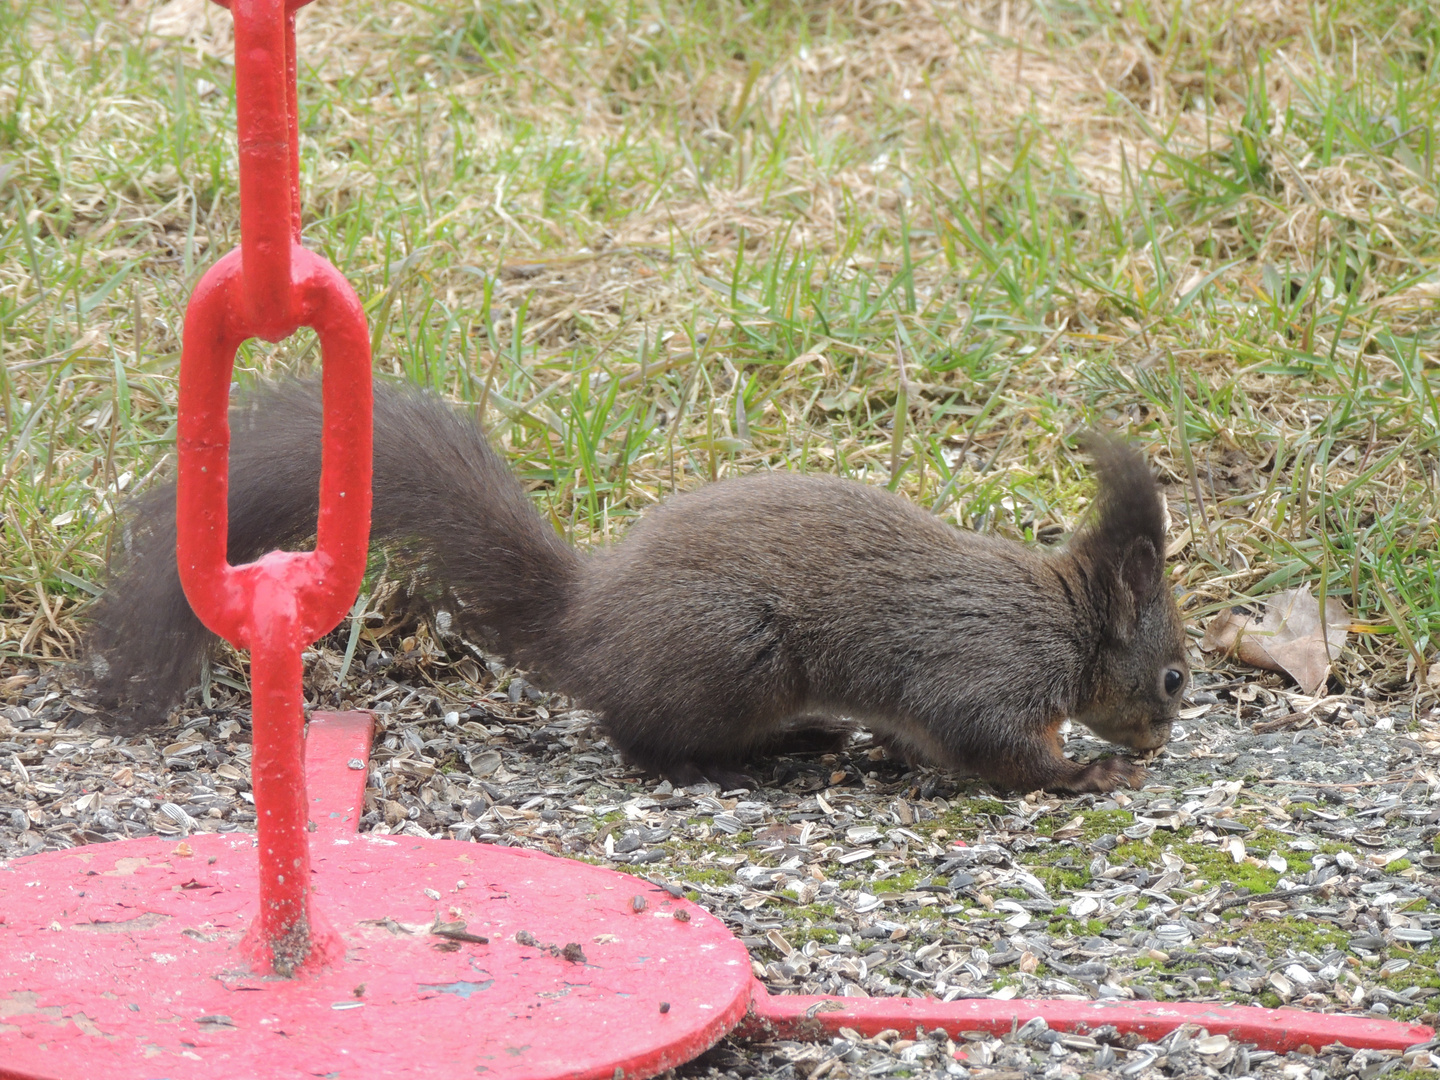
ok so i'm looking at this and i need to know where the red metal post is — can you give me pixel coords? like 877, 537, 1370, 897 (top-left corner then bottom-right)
175, 0, 372, 976
231, 0, 293, 335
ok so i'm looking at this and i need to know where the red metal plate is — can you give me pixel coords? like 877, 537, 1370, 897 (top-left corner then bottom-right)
0, 715, 753, 1080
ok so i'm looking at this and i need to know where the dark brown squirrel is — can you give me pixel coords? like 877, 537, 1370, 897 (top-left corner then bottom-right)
87, 378, 1189, 794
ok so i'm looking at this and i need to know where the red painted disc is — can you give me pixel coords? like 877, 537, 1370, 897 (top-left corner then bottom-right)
0, 715, 753, 1080
0, 834, 752, 1079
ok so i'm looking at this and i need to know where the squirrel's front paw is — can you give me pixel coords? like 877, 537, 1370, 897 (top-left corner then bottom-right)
1057, 755, 1149, 794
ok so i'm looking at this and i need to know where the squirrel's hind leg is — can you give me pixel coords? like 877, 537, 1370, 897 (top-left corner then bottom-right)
593, 678, 807, 791
632, 719, 853, 791
665, 761, 758, 792
757, 716, 857, 756
605, 728, 760, 791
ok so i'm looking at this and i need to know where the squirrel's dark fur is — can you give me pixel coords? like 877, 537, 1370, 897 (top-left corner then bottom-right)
87, 379, 1189, 793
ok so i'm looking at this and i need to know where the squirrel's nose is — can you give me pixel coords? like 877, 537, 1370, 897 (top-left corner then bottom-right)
1138, 720, 1173, 750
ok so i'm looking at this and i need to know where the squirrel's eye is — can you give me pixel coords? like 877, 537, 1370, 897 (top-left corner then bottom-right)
1164, 668, 1185, 696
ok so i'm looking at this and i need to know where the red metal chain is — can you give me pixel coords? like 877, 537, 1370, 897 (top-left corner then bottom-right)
176, 0, 372, 976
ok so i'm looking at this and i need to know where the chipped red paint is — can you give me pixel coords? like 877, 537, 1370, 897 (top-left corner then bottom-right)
741, 988, 1432, 1054
173, 0, 371, 975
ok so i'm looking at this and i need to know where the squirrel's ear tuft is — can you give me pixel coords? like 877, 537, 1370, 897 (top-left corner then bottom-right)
1071, 433, 1168, 632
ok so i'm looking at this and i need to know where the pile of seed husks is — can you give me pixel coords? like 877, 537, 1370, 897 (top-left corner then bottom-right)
3, 656, 1439, 1079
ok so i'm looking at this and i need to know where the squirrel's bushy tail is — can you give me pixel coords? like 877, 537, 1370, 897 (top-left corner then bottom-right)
86, 379, 582, 724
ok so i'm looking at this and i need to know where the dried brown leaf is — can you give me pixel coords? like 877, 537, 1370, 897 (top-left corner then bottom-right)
1201, 585, 1349, 696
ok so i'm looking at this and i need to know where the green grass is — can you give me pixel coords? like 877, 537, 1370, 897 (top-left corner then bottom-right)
1, 0, 1438, 708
